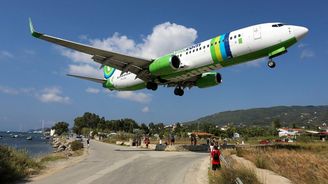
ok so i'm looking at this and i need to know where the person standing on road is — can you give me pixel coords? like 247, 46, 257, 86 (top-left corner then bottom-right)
170, 135, 175, 145
87, 138, 90, 148
211, 145, 221, 175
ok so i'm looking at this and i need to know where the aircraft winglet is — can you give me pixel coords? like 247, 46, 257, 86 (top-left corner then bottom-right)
29, 18, 43, 38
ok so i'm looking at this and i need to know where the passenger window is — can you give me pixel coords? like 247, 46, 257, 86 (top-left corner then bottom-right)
196, 48, 198, 51
186, 52, 188, 55
234, 35, 236, 38
203, 46, 205, 49
189, 51, 191, 54
238, 34, 241, 37
207, 45, 209, 47
193, 50, 195, 52
230, 37, 232, 40
211, 43, 213, 46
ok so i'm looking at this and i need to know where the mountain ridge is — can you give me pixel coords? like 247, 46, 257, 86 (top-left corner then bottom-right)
184, 105, 328, 127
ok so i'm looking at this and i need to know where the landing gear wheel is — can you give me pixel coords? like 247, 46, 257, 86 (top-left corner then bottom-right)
268, 60, 276, 68
146, 82, 158, 91
174, 87, 184, 96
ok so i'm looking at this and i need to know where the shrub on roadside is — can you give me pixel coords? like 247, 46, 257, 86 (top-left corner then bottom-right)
0, 145, 41, 183
255, 156, 269, 169
70, 140, 84, 151
210, 166, 260, 184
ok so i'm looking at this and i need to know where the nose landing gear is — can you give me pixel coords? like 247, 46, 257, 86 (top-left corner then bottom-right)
268, 59, 276, 68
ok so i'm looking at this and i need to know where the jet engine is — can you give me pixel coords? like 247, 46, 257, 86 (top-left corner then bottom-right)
195, 72, 222, 88
149, 55, 180, 75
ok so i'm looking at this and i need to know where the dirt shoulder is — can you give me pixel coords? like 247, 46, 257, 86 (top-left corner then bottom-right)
29, 148, 89, 182
231, 155, 292, 184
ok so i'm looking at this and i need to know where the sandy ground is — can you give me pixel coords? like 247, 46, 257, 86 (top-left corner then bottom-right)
231, 155, 292, 184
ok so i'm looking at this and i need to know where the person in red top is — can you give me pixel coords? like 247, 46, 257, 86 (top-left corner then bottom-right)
211, 145, 221, 173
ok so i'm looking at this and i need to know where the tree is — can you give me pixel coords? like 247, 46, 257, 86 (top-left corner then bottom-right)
140, 123, 149, 134
272, 119, 281, 129
52, 122, 69, 135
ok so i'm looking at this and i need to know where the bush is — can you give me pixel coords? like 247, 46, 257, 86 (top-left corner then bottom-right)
0, 145, 41, 183
70, 140, 84, 151
255, 156, 269, 169
210, 166, 260, 184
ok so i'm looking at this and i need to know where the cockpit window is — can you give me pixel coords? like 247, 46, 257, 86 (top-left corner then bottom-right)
272, 23, 285, 27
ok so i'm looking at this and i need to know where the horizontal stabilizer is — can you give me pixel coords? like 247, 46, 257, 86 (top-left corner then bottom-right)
67, 74, 106, 84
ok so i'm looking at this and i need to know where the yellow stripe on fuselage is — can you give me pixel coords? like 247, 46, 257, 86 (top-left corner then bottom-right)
214, 36, 223, 61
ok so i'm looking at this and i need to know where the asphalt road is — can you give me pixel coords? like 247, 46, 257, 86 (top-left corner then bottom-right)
30, 140, 209, 184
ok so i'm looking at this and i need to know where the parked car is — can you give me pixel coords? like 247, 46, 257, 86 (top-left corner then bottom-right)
259, 139, 271, 144
76, 135, 83, 141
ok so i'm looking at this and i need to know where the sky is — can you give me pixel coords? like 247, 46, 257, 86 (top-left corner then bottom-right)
0, 0, 327, 131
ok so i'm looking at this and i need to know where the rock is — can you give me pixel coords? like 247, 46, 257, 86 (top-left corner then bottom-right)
57, 144, 66, 152
155, 144, 166, 151
116, 141, 123, 145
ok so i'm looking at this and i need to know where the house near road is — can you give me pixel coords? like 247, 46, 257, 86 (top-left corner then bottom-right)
278, 128, 302, 137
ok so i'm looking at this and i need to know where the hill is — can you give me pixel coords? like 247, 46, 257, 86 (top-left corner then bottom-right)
185, 105, 328, 127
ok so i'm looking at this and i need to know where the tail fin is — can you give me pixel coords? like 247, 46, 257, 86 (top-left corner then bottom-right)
103, 66, 116, 79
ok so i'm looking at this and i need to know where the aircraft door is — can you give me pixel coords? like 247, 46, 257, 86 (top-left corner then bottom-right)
253, 25, 261, 40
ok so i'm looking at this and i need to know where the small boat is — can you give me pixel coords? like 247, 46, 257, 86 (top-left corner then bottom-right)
12, 134, 18, 138
26, 136, 32, 140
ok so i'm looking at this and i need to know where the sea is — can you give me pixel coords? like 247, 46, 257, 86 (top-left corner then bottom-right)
0, 131, 53, 157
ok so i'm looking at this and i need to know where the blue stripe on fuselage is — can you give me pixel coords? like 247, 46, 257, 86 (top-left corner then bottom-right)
220, 34, 227, 60
224, 32, 232, 59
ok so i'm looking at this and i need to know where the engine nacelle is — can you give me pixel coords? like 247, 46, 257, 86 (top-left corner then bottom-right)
149, 55, 180, 76
195, 72, 222, 88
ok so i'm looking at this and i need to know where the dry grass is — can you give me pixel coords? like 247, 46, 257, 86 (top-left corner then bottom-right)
237, 142, 328, 184
209, 158, 260, 184
0, 145, 42, 183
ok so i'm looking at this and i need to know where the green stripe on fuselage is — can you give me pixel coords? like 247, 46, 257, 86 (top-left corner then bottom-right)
210, 37, 219, 64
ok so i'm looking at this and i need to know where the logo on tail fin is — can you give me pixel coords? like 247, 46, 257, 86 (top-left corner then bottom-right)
103, 66, 116, 79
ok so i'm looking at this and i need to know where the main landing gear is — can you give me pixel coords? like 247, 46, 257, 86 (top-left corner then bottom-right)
146, 82, 158, 91
267, 59, 276, 68
174, 87, 184, 96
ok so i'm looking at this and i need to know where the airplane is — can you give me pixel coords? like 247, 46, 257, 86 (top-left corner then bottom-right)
29, 19, 308, 96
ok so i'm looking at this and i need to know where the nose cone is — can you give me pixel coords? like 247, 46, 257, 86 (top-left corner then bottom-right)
294, 26, 309, 41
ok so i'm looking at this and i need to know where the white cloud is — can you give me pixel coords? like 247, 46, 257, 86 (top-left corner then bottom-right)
68, 64, 103, 79
37, 87, 70, 104
137, 22, 197, 58
300, 49, 315, 59
298, 43, 315, 59
297, 43, 307, 48
60, 48, 93, 64
0, 86, 36, 95
115, 91, 151, 103
141, 106, 150, 113
0, 86, 19, 95
0, 50, 13, 60
59, 22, 198, 77
86, 87, 100, 94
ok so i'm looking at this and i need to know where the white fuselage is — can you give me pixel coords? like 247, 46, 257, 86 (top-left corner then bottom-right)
109, 22, 307, 89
